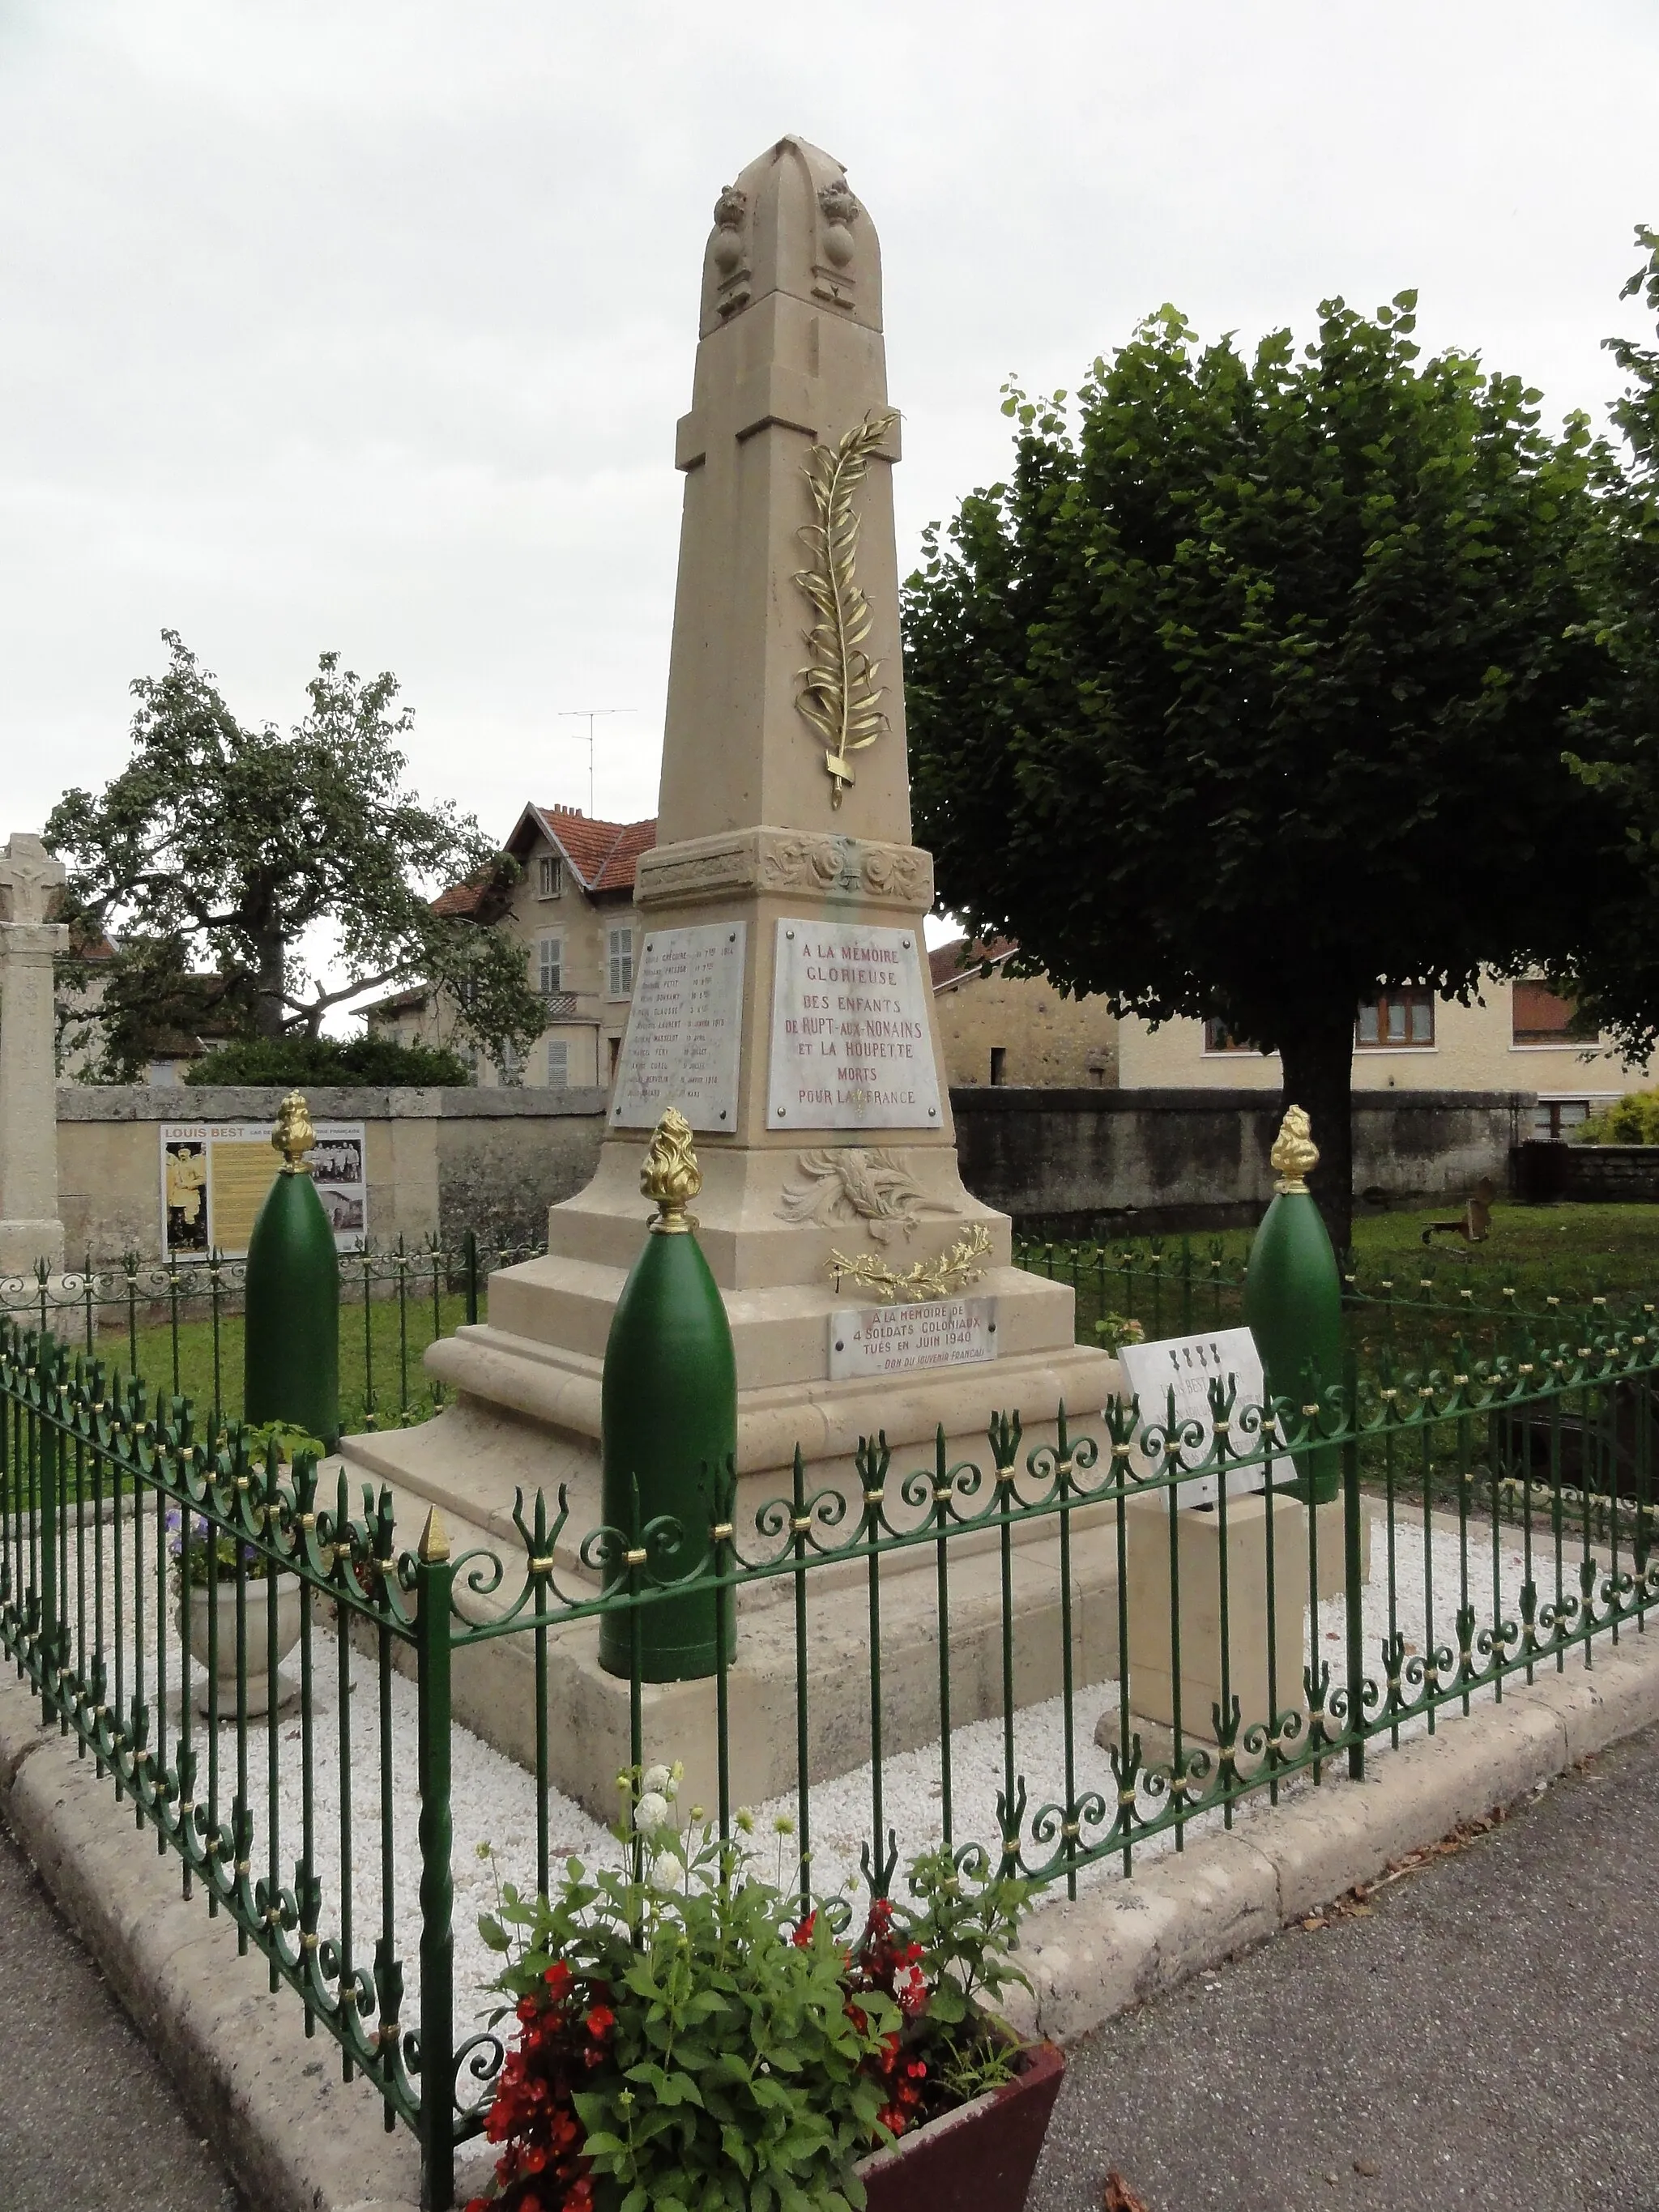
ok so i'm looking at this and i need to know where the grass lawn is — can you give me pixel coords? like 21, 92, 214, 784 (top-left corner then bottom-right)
57, 1286, 474, 1435
1027, 1201, 1659, 1366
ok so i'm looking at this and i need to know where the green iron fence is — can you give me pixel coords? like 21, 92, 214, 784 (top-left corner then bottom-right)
4, 1301, 1657, 2206
0, 1233, 544, 1435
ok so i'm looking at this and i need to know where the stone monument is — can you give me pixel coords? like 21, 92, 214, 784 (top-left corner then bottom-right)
0, 833, 68, 1276
343, 139, 1120, 1810
350, 133, 1114, 1540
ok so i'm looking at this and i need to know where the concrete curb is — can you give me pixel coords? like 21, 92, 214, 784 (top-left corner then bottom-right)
1009, 1633, 1659, 2044
0, 1672, 484, 2212
3, 1634, 1658, 2209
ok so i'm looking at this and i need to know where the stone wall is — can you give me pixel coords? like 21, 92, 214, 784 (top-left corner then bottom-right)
55, 1087, 609, 1259
1520, 1143, 1659, 1204
949, 1086, 1536, 1234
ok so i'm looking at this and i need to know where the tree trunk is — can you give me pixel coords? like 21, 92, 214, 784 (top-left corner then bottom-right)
252, 927, 287, 1039
1277, 1012, 1356, 1259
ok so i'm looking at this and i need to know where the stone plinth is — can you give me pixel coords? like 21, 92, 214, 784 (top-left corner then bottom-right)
1115, 1489, 1308, 1750
0, 834, 68, 1277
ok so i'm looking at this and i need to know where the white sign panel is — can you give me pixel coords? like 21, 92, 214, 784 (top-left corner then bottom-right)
160, 1122, 368, 1259
611, 922, 747, 1132
829, 1297, 999, 1380
1115, 1326, 1275, 1507
768, 920, 942, 1132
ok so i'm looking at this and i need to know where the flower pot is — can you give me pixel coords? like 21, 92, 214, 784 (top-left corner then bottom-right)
855, 2040, 1065, 2212
176, 1580, 304, 1720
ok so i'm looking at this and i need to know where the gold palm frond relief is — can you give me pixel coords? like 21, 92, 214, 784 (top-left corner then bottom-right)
793, 408, 898, 808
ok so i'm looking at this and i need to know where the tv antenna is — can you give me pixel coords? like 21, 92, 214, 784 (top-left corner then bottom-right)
558, 708, 633, 817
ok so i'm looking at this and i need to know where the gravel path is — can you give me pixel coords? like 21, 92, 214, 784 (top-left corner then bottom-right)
1026, 1715, 1659, 2212
0, 1812, 245, 2212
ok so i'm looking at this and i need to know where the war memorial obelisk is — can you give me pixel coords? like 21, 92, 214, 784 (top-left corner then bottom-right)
349, 140, 1115, 1665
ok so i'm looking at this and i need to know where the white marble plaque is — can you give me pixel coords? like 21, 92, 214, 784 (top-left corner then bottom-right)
610, 922, 747, 1132
1115, 1326, 1276, 1507
830, 1297, 998, 1379
768, 919, 942, 1131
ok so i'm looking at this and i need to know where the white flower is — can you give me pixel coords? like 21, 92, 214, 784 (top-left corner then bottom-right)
735, 1807, 755, 1835
633, 1790, 672, 1833
648, 1850, 683, 1889
642, 1764, 672, 1796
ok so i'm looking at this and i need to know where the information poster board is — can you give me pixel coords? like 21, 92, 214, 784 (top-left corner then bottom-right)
160, 1122, 369, 1259
1115, 1325, 1277, 1508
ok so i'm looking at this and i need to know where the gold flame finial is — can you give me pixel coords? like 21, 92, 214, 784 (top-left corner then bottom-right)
272, 1091, 316, 1176
417, 1506, 450, 1563
642, 1107, 702, 1234
1270, 1104, 1319, 1194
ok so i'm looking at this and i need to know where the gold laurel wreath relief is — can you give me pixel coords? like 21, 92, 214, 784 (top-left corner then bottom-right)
793, 408, 899, 807
827, 1225, 993, 1305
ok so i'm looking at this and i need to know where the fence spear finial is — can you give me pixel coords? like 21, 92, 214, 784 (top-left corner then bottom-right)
418, 1506, 450, 1563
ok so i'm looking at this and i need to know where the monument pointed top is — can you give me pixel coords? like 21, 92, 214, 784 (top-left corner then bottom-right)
700, 135, 882, 339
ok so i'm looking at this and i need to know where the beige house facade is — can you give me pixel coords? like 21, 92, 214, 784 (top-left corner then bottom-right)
363, 802, 654, 1090
929, 936, 1119, 1089
1117, 978, 1655, 1136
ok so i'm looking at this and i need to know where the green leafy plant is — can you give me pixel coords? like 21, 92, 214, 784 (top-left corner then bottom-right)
470, 1773, 1033, 2212
1576, 1090, 1659, 1144
184, 1034, 474, 1087
1093, 1313, 1146, 1356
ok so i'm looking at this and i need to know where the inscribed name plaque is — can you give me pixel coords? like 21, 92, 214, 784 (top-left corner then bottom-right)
611, 922, 747, 1132
1115, 1325, 1276, 1508
768, 918, 942, 1131
829, 1297, 997, 1380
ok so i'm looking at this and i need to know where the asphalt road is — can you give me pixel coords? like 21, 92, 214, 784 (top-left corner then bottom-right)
0, 1812, 245, 2212
1029, 1717, 1659, 2212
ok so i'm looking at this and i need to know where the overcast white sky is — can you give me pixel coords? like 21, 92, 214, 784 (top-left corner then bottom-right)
3, 0, 1657, 861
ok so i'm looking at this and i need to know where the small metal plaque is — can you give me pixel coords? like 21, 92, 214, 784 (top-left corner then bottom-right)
828, 1297, 998, 1380
768, 919, 942, 1131
611, 922, 747, 1132
1115, 1326, 1272, 1507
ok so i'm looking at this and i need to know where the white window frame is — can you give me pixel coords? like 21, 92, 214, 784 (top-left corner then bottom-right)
607, 926, 634, 999
537, 935, 563, 998
537, 854, 563, 899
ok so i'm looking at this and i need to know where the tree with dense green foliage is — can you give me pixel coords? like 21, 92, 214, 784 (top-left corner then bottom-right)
903, 291, 1614, 1247
182, 1034, 474, 1087
1557, 227, 1659, 1055
48, 633, 546, 1081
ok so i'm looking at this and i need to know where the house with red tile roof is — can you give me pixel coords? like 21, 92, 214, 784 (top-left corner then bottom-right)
362, 803, 658, 1089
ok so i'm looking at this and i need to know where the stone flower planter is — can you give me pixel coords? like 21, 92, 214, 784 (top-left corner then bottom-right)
856, 2040, 1065, 2212
176, 1580, 303, 1719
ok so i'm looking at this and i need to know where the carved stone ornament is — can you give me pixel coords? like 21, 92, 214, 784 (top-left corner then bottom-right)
710, 183, 751, 311
634, 829, 932, 910
758, 836, 842, 893
778, 1148, 960, 1246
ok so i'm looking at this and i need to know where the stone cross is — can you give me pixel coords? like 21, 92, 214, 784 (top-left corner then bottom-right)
0, 833, 66, 925
0, 831, 69, 1272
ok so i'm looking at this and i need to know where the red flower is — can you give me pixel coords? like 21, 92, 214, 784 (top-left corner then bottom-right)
791, 1909, 817, 1948
584, 2005, 615, 2039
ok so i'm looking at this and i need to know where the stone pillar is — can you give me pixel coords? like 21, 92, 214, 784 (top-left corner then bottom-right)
0, 834, 68, 1275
